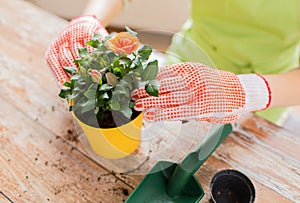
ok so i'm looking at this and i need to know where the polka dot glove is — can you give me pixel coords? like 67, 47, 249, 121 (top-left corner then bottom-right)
45, 15, 108, 86
133, 62, 271, 123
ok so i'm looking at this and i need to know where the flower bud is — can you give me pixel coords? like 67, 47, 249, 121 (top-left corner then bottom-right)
89, 70, 102, 84
105, 72, 118, 86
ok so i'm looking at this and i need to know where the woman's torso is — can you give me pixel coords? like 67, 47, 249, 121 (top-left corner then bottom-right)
167, 0, 300, 74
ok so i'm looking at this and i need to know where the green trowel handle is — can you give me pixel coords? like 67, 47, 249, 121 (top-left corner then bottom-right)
166, 124, 232, 197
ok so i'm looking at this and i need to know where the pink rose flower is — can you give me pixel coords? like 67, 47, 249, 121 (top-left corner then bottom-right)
107, 32, 140, 55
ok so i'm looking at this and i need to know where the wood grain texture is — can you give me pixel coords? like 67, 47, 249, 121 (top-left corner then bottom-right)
0, 98, 132, 202
0, 0, 299, 202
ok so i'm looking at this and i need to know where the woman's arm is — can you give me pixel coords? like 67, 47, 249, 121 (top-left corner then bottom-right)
82, 0, 124, 26
265, 68, 300, 108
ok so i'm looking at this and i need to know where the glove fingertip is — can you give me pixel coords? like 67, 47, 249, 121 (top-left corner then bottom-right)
134, 101, 144, 111
132, 88, 148, 99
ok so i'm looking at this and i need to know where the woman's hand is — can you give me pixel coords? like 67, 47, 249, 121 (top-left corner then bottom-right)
133, 62, 271, 123
45, 15, 108, 86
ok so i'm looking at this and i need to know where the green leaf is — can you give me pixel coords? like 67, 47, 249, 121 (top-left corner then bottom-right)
69, 92, 79, 100
80, 98, 96, 113
86, 115, 99, 127
133, 57, 143, 69
99, 84, 113, 91
110, 96, 121, 111
137, 81, 149, 88
113, 57, 120, 66
120, 106, 132, 119
63, 81, 72, 88
78, 47, 88, 57
129, 102, 135, 109
84, 89, 97, 99
70, 74, 81, 81
113, 89, 128, 97
92, 33, 102, 40
141, 60, 158, 81
145, 80, 160, 97
138, 45, 152, 61
94, 107, 100, 115
100, 92, 109, 100
113, 67, 122, 75
73, 58, 82, 66
127, 72, 138, 82
117, 79, 129, 87
103, 35, 112, 42
120, 57, 132, 69
63, 66, 77, 75
125, 26, 138, 36
99, 59, 108, 67
59, 87, 72, 99
86, 38, 100, 48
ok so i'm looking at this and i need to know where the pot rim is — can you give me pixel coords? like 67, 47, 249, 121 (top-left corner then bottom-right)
210, 169, 256, 203
72, 111, 143, 131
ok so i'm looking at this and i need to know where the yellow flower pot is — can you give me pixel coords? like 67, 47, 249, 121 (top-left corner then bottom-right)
73, 112, 143, 159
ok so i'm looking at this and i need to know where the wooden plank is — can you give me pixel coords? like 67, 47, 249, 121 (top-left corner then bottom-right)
0, 97, 132, 202
0, 0, 98, 186
0, 0, 73, 138
239, 115, 300, 160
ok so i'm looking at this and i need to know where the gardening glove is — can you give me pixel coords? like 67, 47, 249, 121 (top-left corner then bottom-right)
133, 62, 271, 123
45, 15, 108, 86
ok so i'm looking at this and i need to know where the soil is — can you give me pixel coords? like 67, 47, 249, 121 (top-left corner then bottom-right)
74, 109, 141, 128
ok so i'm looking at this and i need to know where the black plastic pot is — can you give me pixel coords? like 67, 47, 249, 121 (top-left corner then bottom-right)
210, 169, 255, 203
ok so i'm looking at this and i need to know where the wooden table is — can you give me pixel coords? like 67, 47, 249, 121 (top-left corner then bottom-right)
1, 0, 299, 202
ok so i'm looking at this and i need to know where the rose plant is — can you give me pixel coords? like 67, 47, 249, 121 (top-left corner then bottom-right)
59, 27, 159, 128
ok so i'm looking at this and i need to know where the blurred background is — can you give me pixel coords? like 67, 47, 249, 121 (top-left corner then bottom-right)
27, 0, 190, 51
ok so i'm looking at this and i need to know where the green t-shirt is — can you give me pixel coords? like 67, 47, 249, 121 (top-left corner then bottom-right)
166, 0, 300, 123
